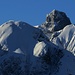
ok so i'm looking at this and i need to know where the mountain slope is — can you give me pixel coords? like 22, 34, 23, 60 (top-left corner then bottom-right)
37, 10, 75, 75
0, 20, 48, 54
0, 20, 64, 75
52, 24, 75, 55
39, 10, 75, 56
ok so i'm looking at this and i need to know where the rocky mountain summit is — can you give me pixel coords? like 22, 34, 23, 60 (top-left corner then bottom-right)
39, 10, 75, 56
39, 9, 71, 32
0, 10, 75, 75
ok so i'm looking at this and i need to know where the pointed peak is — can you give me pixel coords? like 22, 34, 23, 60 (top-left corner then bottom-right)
41, 10, 71, 31
48, 9, 60, 16
46, 9, 71, 23
51, 9, 59, 14
49, 9, 64, 17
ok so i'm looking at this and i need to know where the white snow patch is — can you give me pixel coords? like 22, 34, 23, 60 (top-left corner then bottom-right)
33, 42, 47, 57
14, 48, 24, 54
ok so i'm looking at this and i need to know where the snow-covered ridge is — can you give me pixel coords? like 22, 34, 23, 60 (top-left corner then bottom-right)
52, 24, 75, 55
0, 20, 49, 54
0, 20, 59, 75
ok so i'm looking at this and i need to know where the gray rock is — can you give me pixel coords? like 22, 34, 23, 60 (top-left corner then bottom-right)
40, 9, 71, 32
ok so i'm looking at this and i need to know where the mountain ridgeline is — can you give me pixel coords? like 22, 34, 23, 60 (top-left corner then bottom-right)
0, 10, 75, 75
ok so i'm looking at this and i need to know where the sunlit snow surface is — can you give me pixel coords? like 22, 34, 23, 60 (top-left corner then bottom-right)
52, 24, 75, 56
0, 20, 75, 75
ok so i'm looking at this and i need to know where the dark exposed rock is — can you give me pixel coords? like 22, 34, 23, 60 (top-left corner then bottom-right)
40, 9, 71, 32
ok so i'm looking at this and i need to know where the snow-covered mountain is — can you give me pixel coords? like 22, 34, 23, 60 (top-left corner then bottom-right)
0, 10, 75, 75
40, 9, 71, 31
38, 10, 75, 75
0, 20, 63, 75
39, 10, 75, 56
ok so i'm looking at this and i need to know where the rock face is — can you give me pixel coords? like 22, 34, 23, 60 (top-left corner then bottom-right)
40, 9, 71, 32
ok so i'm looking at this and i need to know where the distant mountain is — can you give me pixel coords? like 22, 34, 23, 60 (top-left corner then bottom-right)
0, 10, 75, 75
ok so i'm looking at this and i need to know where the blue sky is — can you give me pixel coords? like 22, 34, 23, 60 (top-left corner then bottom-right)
0, 0, 75, 25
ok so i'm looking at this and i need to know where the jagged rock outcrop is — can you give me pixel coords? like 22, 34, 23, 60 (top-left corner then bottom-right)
39, 9, 71, 33
39, 10, 72, 40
